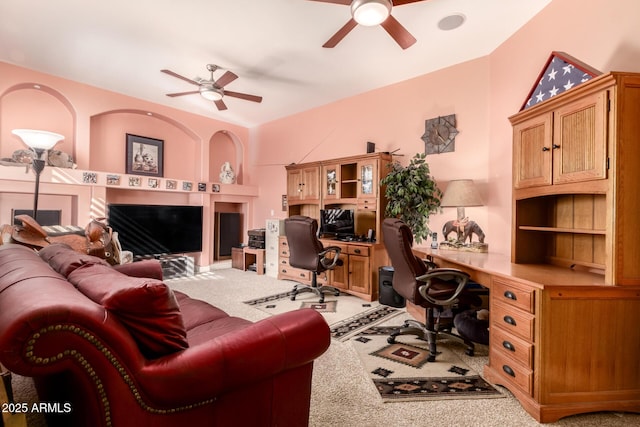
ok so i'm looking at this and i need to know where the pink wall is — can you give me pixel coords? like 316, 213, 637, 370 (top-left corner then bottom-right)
250, 0, 640, 255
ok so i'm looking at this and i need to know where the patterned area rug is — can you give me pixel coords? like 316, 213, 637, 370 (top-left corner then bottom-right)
244, 291, 402, 340
351, 324, 504, 402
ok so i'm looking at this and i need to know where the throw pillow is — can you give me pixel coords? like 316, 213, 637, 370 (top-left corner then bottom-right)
68, 263, 188, 358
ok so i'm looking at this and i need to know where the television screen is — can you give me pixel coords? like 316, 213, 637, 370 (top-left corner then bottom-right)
108, 204, 203, 256
319, 208, 354, 237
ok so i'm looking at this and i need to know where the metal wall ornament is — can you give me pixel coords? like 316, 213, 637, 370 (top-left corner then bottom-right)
422, 114, 458, 155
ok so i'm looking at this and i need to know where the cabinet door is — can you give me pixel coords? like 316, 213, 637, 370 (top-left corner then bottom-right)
322, 163, 340, 200
287, 169, 303, 201
513, 112, 553, 189
552, 90, 608, 184
329, 252, 349, 290
302, 167, 320, 200
358, 159, 377, 199
348, 255, 370, 294
287, 167, 320, 201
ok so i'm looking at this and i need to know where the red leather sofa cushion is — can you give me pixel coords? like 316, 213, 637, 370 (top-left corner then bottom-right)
39, 243, 109, 276
68, 263, 189, 358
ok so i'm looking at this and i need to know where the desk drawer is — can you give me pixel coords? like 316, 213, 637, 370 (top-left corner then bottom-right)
279, 266, 310, 281
491, 326, 534, 369
492, 278, 535, 313
491, 300, 535, 342
347, 245, 369, 256
490, 349, 533, 396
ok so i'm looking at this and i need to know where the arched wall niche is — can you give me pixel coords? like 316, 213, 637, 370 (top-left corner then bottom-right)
0, 83, 76, 160
90, 109, 201, 179
209, 130, 244, 184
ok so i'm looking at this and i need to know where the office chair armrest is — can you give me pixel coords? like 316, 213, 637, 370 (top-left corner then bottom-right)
416, 268, 470, 306
319, 246, 342, 269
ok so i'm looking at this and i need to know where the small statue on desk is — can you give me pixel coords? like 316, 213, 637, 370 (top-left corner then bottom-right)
440, 217, 488, 252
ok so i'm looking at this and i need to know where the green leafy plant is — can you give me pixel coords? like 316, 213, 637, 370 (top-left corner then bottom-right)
380, 152, 443, 244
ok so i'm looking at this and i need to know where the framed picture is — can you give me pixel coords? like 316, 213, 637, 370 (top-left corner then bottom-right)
126, 134, 164, 177
212, 184, 220, 193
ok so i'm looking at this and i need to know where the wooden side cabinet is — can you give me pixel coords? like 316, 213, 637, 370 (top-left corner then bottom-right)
510, 72, 640, 286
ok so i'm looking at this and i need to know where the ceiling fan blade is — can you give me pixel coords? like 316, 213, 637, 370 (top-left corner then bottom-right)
307, 0, 351, 5
223, 91, 263, 103
392, 0, 428, 6
166, 90, 200, 97
380, 15, 416, 49
323, 19, 358, 48
214, 99, 227, 111
160, 69, 200, 86
215, 70, 238, 88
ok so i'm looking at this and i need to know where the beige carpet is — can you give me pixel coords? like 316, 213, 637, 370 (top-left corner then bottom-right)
10, 267, 640, 427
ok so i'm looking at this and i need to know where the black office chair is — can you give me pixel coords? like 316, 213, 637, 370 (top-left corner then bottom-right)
382, 218, 482, 362
285, 215, 342, 303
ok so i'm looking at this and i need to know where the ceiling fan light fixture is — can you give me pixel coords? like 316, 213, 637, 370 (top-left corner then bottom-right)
351, 0, 392, 27
200, 86, 223, 101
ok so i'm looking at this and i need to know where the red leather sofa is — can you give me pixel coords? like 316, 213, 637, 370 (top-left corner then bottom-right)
0, 243, 330, 427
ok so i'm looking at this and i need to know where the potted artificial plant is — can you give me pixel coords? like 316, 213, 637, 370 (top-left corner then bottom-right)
380, 152, 442, 244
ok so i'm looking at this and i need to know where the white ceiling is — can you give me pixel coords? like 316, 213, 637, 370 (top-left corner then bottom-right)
0, 0, 551, 128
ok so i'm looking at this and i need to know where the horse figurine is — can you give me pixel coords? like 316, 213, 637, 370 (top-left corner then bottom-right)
442, 218, 485, 244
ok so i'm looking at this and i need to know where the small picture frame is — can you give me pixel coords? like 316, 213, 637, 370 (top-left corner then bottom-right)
182, 181, 193, 191
148, 178, 159, 188
166, 179, 177, 190
126, 134, 164, 177
129, 176, 141, 187
83, 172, 98, 184
106, 174, 121, 185
212, 184, 220, 193
198, 182, 206, 192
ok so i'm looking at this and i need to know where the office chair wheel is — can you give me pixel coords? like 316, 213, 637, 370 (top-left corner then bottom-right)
290, 294, 297, 301
333, 289, 340, 296
465, 348, 475, 356
387, 336, 397, 344
427, 354, 436, 363
318, 295, 325, 304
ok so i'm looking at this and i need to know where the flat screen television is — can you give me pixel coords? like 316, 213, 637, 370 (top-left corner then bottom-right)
319, 208, 354, 238
108, 204, 203, 256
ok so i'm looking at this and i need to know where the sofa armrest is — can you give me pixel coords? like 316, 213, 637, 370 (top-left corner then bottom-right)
113, 260, 163, 280
136, 308, 330, 406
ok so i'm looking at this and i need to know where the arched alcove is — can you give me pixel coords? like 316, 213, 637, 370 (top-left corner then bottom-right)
90, 110, 200, 179
209, 130, 244, 184
0, 83, 76, 160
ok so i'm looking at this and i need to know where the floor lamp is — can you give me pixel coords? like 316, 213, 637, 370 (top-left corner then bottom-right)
11, 129, 64, 222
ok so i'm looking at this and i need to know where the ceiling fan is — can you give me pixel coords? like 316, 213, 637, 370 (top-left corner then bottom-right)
161, 64, 263, 111
310, 0, 427, 49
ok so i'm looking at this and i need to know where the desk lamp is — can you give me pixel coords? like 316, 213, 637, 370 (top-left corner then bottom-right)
439, 179, 486, 249
12, 129, 64, 222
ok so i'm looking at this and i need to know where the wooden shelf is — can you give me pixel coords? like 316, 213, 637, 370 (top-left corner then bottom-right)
519, 226, 606, 235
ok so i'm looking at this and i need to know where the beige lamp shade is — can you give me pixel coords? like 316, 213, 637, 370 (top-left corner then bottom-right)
440, 179, 483, 207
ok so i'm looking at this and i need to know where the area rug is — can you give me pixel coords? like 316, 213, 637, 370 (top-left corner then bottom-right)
244, 291, 402, 340
350, 323, 504, 402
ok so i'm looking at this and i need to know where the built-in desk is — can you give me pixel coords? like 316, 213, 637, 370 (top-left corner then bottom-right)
414, 248, 640, 423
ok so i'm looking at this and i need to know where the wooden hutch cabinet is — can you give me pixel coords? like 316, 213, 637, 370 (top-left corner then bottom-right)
280, 152, 392, 301
479, 72, 640, 422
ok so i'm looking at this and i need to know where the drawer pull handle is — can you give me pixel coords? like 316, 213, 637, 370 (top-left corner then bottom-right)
504, 291, 517, 300
502, 341, 516, 352
503, 315, 517, 326
354, 249, 361, 254
502, 365, 516, 377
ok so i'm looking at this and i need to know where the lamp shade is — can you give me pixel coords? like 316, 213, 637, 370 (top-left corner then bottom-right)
440, 179, 483, 207
12, 129, 64, 150
351, 0, 392, 26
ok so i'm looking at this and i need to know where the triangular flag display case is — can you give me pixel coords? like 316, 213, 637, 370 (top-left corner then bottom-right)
520, 51, 602, 110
